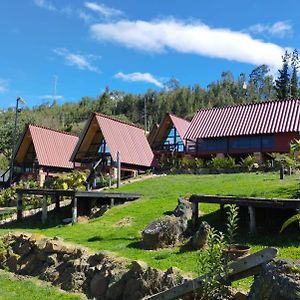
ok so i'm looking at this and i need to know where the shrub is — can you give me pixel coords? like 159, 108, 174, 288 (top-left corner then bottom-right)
0, 180, 40, 208
240, 155, 258, 171
96, 173, 112, 189
197, 204, 240, 299
51, 170, 87, 191
208, 156, 235, 169
194, 157, 204, 168
272, 153, 296, 168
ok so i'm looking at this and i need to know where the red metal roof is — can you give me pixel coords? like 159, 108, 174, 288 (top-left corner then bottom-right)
168, 114, 190, 140
94, 113, 154, 167
28, 124, 78, 169
185, 99, 300, 140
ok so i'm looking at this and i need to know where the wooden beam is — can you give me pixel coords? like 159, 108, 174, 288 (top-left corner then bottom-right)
117, 151, 121, 188
42, 195, 48, 224
17, 192, 23, 221
248, 206, 256, 235
143, 247, 278, 300
55, 194, 60, 213
110, 198, 114, 207
191, 202, 199, 231
189, 194, 300, 210
72, 197, 77, 224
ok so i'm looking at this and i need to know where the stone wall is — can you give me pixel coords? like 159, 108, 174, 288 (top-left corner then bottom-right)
248, 260, 300, 300
0, 232, 188, 300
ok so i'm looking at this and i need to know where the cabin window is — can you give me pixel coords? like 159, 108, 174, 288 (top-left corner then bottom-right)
197, 138, 227, 151
163, 126, 184, 152
229, 136, 261, 150
98, 139, 111, 154
262, 135, 275, 149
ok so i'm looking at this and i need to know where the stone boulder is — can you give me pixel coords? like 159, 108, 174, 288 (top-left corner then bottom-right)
173, 197, 192, 219
191, 221, 211, 250
142, 216, 187, 250
248, 259, 300, 300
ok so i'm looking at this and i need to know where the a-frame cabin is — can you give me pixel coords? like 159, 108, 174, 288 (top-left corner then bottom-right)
71, 113, 154, 184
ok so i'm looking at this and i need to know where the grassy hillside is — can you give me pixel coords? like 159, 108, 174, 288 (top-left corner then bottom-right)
0, 172, 299, 275
0, 270, 82, 300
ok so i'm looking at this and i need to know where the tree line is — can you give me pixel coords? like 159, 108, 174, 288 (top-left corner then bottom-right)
0, 49, 299, 169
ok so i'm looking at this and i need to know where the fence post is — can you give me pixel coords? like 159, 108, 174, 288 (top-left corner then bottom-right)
72, 197, 77, 224
248, 206, 256, 235
17, 192, 23, 221
191, 202, 199, 232
42, 195, 48, 224
117, 151, 121, 188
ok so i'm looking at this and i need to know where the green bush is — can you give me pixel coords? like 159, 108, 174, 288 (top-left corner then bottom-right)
272, 153, 296, 168
51, 170, 87, 191
240, 155, 258, 171
96, 173, 112, 188
208, 156, 235, 169
158, 155, 204, 172
0, 180, 40, 208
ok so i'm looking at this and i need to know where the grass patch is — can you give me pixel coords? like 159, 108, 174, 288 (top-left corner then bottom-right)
0, 172, 299, 290
0, 270, 82, 300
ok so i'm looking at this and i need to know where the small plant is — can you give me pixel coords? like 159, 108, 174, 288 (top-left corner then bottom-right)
272, 153, 296, 168
197, 204, 242, 299
226, 204, 239, 246
280, 213, 300, 233
198, 228, 229, 300
240, 155, 258, 171
51, 170, 87, 191
208, 156, 235, 169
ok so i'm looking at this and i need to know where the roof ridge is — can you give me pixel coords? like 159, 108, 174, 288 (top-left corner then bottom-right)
27, 123, 79, 137
196, 98, 300, 113
167, 112, 190, 122
93, 112, 144, 130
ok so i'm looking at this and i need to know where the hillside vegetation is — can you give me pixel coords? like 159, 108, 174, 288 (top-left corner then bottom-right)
0, 62, 291, 169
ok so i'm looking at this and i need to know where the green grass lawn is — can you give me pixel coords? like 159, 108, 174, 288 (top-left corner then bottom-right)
0, 172, 299, 291
0, 270, 83, 300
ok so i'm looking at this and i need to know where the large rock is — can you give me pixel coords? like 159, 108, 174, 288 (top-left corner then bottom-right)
173, 197, 192, 219
191, 221, 211, 250
248, 260, 300, 300
142, 216, 187, 249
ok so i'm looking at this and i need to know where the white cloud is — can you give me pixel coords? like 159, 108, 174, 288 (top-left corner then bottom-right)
115, 72, 163, 88
248, 21, 292, 38
0, 79, 9, 94
85, 2, 123, 18
90, 19, 287, 68
39, 95, 64, 100
78, 11, 95, 23
53, 48, 100, 73
33, 0, 56, 11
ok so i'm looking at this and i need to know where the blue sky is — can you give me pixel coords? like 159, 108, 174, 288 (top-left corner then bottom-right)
0, 0, 299, 109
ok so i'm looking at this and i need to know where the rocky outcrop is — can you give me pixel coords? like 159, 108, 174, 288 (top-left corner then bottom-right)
191, 221, 210, 250
142, 216, 188, 249
0, 232, 188, 299
173, 197, 192, 219
141, 197, 192, 250
248, 259, 300, 300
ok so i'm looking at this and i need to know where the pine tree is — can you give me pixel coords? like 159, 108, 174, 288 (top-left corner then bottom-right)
290, 49, 299, 99
275, 51, 291, 100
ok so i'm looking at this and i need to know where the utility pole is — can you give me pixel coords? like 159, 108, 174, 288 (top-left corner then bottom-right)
53, 75, 58, 104
9, 97, 25, 185
144, 96, 147, 133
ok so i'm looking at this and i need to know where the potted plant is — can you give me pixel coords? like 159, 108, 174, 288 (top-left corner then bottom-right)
224, 204, 250, 260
